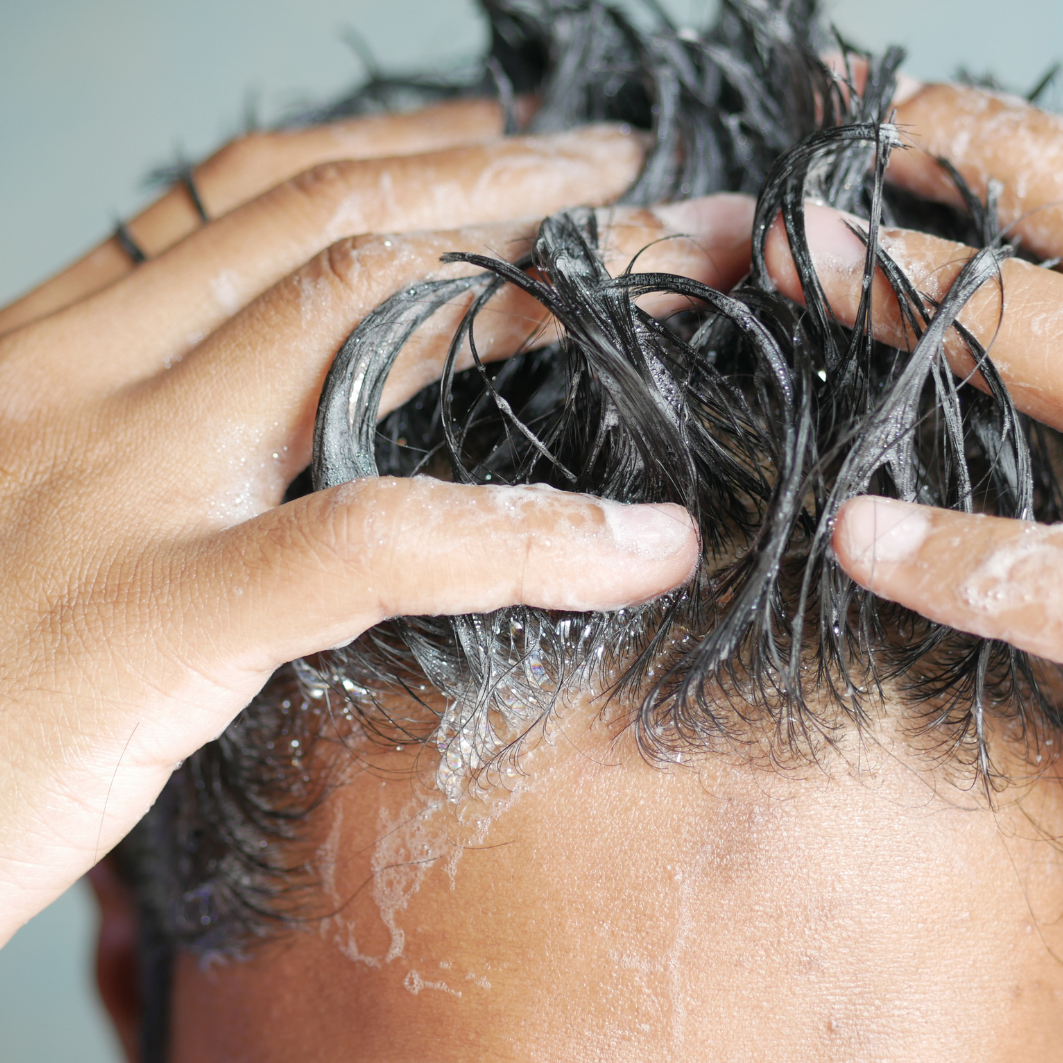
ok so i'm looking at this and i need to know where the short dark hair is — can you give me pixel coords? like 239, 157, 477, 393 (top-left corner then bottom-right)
116, 0, 1063, 1042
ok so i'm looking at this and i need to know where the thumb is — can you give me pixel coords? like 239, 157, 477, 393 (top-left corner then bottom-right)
190, 476, 700, 674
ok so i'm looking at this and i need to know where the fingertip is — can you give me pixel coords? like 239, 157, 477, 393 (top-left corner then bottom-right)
834, 496, 933, 589
762, 210, 801, 300
652, 193, 756, 247
511, 492, 701, 613
600, 499, 700, 583
893, 72, 925, 107
763, 202, 869, 315
802, 202, 869, 281
646, 194, 755, 292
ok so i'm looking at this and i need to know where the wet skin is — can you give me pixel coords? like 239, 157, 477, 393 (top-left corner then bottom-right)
0, 58, 1059, 1061
169, 697, 1063, 1063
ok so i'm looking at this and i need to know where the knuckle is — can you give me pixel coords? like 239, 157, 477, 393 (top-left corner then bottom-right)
332, 478, 410, 591
285, 159, 359, 209
296, 487, 372, 577
317, 236, 371, 295
267, 235, 368, 317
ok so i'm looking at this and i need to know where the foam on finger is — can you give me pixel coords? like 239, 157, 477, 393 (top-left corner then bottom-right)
836, 497, 1063, 665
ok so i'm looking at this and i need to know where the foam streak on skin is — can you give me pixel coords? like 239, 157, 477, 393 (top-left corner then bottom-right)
891, 84, 1063, 259
371, 796, 446, 963
320, 716, 558, 985
837, 501, 1063, 665
320, 806, 383, 968
960, 524, 1063, 619
403, 969, 461, 997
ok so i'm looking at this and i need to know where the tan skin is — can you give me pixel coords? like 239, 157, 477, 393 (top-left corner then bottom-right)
164, 707, 1063, 1063
8, 70, 1063, 1061
763, 76, 1063, 665
0, 109, 718, 945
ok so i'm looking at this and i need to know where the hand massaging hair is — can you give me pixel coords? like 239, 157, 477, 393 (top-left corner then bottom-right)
115, 1, 1063, 1035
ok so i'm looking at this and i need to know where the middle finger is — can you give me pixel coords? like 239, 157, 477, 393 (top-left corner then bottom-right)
128, 195, 755, 517
764, 203, 1063, 431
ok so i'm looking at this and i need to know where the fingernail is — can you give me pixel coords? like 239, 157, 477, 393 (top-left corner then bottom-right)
803, 202, 868, 279
652, 194, 755, 245
838, 497, 932, 569
600, 500, 698, 563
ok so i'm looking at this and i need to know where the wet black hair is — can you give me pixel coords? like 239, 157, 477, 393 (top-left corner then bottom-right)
115, 3, 1063, 1057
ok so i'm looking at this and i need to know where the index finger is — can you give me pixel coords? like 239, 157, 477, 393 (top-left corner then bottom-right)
141, 195, 754, 507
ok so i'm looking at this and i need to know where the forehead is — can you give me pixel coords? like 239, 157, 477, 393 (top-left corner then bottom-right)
170, 698, 1063, 1061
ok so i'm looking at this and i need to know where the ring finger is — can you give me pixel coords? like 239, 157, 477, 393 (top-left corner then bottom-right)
130, 194, 755, 519
0, 97, 513, 333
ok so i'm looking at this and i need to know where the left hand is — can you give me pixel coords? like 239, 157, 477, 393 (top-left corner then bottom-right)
765, 74, 1063, 663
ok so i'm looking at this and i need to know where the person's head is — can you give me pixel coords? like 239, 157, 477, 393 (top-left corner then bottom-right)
93, 2, 1063, 1059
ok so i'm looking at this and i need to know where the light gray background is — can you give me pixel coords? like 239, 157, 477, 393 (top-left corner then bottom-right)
0, 1, 1059, 1059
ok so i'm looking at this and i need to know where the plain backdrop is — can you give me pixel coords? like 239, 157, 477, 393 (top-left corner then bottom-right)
0, 1, 1059, 1059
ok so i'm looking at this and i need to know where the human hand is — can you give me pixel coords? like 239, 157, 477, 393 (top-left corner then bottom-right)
764, 73, 1063, 664
0, 100, 757, 944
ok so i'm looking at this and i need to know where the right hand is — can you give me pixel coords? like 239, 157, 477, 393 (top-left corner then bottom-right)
0, 98, 756, 945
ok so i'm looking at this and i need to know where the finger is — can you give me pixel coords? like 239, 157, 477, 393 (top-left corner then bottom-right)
192, 477, 700, 675
135, 195, 754, 508
834, 496, 1063, 665
0, 98, 510, 333
19, 126, 647, 393
888, 83, 1063, 261
386, 195, 756, 409
139, 99, 516, 247
763, 202, 1063, 430
818, 56, 1063, 261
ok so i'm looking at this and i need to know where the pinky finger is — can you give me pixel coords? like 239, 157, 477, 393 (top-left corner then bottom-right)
834, 496, 1063, 664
